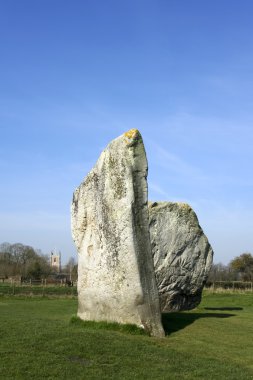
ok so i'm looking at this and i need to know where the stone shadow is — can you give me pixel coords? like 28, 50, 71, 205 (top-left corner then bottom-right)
162, 311, 236, 336
204, 307, 243, 311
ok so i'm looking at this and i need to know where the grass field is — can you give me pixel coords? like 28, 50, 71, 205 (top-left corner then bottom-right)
0, 292, 252, 379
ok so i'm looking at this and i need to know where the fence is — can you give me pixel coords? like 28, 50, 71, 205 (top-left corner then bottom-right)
205, 281, 253, 292
1, 280, 252, 297
0, 281, 77, 297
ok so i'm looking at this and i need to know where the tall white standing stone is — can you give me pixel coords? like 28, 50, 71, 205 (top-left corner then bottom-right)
149, 202, 213, 312
71, 130, 164, 337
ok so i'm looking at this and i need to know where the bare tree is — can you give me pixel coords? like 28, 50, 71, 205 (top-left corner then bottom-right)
230, 253, 253, 281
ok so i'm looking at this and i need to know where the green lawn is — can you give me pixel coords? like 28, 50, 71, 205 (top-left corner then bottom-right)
0, 292, 252, 379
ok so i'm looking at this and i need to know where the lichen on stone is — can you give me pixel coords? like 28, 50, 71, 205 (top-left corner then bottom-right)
124, 129, 142, 146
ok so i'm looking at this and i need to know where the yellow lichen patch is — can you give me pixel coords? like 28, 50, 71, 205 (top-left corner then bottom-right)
177, 202, 191, 210
124, 129, 141, 146
124, 129, 140, 139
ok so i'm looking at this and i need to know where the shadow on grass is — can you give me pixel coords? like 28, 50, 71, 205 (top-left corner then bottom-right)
204, 307, 243, 311
162, 312, 236, 335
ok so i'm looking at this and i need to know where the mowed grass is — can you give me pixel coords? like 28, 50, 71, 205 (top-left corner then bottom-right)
0, 292, 253, 380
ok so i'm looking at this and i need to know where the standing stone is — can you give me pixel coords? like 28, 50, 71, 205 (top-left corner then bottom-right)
71, 130, 164, 337
149, 202, 213, 312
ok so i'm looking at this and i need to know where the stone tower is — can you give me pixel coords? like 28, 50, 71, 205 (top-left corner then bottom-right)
50, 250, 61, 272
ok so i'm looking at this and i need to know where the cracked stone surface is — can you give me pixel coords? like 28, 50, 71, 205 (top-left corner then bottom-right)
149, 201, 213, 312
71, 130, 164, 337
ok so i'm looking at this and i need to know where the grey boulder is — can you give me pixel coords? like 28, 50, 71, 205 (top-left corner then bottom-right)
149, 201, 213, 312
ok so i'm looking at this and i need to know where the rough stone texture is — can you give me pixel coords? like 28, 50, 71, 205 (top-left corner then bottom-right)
71, 130, 164, 337
149, 201, 213, 312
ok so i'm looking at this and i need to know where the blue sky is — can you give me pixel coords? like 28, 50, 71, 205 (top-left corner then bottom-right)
1, 1, 253, 264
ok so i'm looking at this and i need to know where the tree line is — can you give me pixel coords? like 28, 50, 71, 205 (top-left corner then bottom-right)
1, 242, 252, 282
0, 242, 77, 280
208, 253, 253, 282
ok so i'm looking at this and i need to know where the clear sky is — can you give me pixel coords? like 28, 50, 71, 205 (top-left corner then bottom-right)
1, 1, 253, 264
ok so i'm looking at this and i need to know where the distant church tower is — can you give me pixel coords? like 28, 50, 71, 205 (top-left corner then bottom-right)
50, 249, 61, 272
